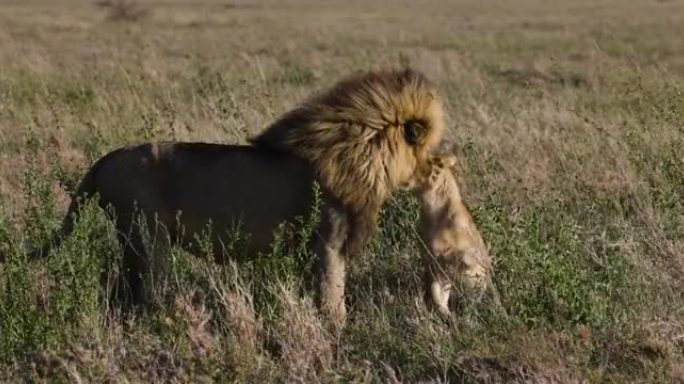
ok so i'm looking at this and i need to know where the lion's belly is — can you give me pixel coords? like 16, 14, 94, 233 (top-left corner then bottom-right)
174, 188, 314, 255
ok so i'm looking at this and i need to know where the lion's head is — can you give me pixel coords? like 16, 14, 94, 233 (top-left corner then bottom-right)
250, 68, 446, 255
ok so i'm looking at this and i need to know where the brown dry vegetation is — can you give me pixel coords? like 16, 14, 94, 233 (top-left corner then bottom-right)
1, 0, 683, 382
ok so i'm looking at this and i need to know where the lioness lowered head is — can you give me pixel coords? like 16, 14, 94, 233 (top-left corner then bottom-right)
411, 154, 492, 318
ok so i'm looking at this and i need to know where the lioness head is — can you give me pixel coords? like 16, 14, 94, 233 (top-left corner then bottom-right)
413, 154, 492, 299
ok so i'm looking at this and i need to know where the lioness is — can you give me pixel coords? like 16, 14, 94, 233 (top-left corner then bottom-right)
411, 155, 493, 318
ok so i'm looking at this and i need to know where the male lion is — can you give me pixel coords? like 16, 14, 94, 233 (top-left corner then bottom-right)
250, 68, 445, 324
411, 154, 493, 318
39, 68, 445, 326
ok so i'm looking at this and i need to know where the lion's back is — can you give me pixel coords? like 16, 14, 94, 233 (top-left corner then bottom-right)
85, 142, 318, 252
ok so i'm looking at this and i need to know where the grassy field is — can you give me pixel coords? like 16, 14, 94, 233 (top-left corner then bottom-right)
1, 0, 684, 382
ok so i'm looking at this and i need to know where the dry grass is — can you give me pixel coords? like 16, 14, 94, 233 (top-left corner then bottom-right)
94, 0, 150, 22
1, 0, 683, 382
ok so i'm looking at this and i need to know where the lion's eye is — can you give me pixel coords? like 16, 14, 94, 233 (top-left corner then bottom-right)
404, 120, 425, 145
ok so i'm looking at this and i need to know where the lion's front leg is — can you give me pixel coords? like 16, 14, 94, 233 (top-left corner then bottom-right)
314, 202, 350, 328
317, 241, 347, 327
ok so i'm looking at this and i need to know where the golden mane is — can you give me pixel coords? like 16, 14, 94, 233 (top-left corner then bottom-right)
250, 68, 446, 254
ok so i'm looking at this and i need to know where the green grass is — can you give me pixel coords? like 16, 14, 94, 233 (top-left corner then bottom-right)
1, 0, 684, 382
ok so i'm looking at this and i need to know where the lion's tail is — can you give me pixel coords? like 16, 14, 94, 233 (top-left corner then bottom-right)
28, 148, 120, 260
28, 169, 96, 260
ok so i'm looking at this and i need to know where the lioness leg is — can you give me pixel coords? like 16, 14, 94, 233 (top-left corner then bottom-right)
314, 202, 350, 327
425, 269, 452, 319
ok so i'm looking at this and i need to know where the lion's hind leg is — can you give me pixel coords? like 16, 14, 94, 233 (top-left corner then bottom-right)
113, 211, 172, 310
114, 225, 147, 308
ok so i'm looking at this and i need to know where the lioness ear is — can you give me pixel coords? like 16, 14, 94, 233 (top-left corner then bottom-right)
443, 155, 457, 168
433, 154, 456, 169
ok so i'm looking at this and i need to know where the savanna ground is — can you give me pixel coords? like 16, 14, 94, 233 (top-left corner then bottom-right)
1, 0, 683, 382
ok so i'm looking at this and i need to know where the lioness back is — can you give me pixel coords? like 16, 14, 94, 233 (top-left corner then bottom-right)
83, 142, 317, 255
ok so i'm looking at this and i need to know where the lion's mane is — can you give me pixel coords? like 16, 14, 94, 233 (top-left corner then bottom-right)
250, 68, 446, 254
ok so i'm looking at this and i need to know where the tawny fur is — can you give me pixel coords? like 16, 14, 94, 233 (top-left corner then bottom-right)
250, 68, 446, 256
412, 155, 492, 318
